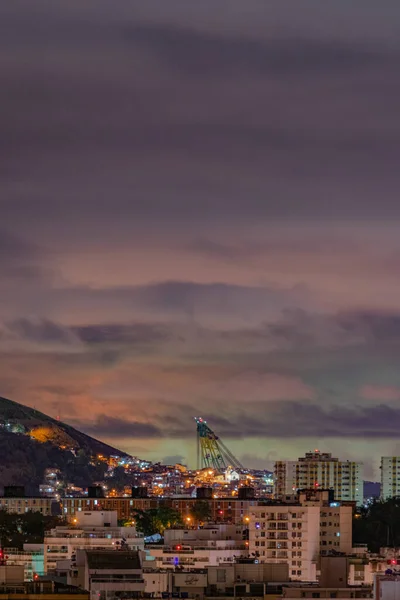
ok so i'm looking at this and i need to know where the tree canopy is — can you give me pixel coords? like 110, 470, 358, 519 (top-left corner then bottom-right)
133, 507, 183, 537
353, 498, 400, 553
189, 500, 212, 524
0, 510, 66, 549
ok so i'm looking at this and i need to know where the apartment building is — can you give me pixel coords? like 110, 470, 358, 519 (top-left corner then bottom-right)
61, 496, 257, 524
248, 503, 320, 581
275, 451, 363, 506
380, 457, 400, 499
0, 496, 57, 515
248, 490, 353, 582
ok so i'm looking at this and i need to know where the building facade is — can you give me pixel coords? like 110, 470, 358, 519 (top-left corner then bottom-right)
248, 504, 320, 581
0, 496, 56, 515
275, 451, 363, 506
44, 511, 143, 573
69, 550, 145, 600
60, 496, 257, 524
248, 490, 353, 582
381, 457, 400, 500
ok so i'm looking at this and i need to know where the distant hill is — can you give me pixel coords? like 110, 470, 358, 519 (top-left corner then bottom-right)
0, 396, 130, 490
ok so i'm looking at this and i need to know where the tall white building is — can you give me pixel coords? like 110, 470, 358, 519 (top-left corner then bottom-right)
248, 504, 320, 581
275, 451, 363, 506
248, 490, 353, 582
381, 457, 400, 499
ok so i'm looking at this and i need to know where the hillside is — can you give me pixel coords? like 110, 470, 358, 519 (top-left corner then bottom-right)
0, 396, 130, 490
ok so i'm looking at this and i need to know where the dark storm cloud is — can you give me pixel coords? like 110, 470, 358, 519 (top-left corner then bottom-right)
129, 281, 310, 318
5, 281, 310, 325
74, 323, 171, 345
6, 318, 79, 346
265, 309, 400, 349
123, 23, 384, 77
1, 0, 400, 472
82, 415, 163, 439
158, 402, 400, 440
1, 1, 400, 225
0, 230, 37, 261
77, 401, 400, 441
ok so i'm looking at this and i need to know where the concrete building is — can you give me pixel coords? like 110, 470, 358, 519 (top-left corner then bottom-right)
275, 451, 363, 506
381, 457, 400, 500
0, 490, 257, 525
60, 496, 258, 524
282, 586, 372, 600
44, 511, 144, 572
143, 570, 208, 599
248, 503, 320, 582
3, 546, 45, 581
374, 574, 400, 600
0, 564, 88, 600
68, 550, 145, 600
248, 490, 353, 582
164, 523, 247, 545
0, 496, 58, 516
207, 562, 289, 595
145, 541, 247, 569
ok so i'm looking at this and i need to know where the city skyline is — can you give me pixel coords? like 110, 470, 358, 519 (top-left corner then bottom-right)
2, 1, 400, 478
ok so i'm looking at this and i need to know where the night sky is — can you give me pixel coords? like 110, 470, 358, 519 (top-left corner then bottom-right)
2, 1, 400, 478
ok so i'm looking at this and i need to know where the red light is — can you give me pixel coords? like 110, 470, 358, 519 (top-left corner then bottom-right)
392, 560, 397, 565
34, 574, 39, 580
219, 510, 223, 514
176, 545, 181, 550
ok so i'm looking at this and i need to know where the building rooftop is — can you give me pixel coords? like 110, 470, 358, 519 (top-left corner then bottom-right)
85, 551, 141, 570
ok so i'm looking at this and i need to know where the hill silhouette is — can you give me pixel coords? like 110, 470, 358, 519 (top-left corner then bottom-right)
0, 396, 130, 490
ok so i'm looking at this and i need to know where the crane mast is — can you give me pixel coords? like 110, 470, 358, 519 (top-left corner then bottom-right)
195, 416, 244, 474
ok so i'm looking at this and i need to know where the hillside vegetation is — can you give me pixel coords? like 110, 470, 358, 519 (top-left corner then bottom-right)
0, 396, 129, 490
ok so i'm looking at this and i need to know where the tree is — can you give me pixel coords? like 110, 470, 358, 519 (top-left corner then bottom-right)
353, 498, 400, 552
133, 507, 183, 537
0, 510, 67, 549
190, 500, 212, 524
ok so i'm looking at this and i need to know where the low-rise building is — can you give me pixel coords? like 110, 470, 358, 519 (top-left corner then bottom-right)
164, 523, 247, 545
145, 541, 247, 570
282, 586, 372, 600
44, 511, 144, 573
3, 546, 45, 581
374, 574, 400, 600
0, 564, 88, 600
68, 550, 145, 600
